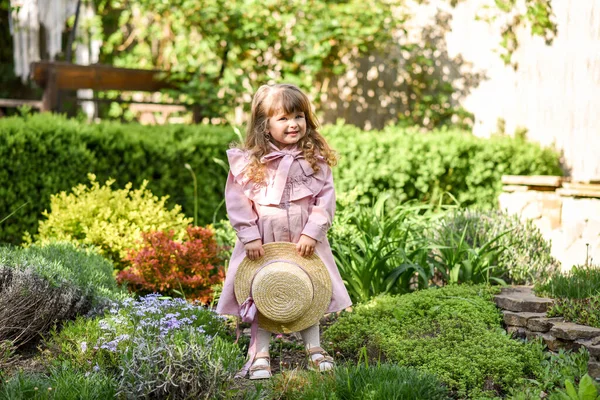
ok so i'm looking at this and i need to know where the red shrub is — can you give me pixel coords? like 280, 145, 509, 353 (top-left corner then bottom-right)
117, 226, 225, 303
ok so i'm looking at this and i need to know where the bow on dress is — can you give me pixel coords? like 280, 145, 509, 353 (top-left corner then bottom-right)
260, 143, 318, 205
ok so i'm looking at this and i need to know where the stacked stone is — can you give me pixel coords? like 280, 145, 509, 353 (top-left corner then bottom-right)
494, 286, 600, 379
499, 175, 600, 269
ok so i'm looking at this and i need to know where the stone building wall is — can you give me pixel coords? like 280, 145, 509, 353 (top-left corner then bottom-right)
499, 176, 600, 271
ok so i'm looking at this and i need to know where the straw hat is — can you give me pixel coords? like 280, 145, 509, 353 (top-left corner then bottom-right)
234, 242, 332, 333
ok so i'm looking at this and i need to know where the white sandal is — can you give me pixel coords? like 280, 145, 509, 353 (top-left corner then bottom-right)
249, 352, 272, 380
307, 346, 335, 372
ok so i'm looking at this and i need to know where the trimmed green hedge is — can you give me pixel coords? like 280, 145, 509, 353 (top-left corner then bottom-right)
1, 114, 562, 244
0, 114, 235, 244
327, 121, 563, 207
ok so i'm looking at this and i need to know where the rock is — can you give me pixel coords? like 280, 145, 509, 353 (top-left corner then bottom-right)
539, 333, 568, 352
503, 311, 547, 327
550, 321, 600, 341
528, 317, 563, 333
593, 336, 600, 345
494, 289, 554, 313
588, 361, 600, 380
507, 326, 527, 339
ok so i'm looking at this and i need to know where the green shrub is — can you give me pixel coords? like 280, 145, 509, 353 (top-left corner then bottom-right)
1, 114, 562, 245
117, 329, 240, 399
0, 113, 235, 245
274, 363, 450, 400
0, 242, 125, 347
30, 175, 192, 267
323, 285, 542, 398
434, 209, 560, 284
327, 122, 563, 209
47, 294, 237, 371
546, 296, 600, 328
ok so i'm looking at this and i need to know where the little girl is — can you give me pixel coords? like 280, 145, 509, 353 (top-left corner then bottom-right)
216, 83, 352, 379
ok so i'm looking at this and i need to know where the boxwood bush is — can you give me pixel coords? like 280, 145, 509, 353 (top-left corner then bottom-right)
323, 285, 542, 398
1, 114, 562, 244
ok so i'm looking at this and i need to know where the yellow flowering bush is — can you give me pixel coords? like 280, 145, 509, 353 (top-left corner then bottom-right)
29, 174, 192, 268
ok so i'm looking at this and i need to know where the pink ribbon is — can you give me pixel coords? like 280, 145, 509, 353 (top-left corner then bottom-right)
260, 147, 304, 205
235, 299, 259, 379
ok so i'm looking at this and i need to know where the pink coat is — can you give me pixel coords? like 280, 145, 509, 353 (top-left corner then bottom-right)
215, 143, 352, 317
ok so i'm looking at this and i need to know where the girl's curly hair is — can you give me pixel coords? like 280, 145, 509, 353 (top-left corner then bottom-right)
233, 83, 337, 182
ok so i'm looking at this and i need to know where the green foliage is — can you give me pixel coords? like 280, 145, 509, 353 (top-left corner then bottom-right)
476, 0, 557, 67
330, 196, 444, 303
274, 363, 449, 400
507, 346, 590, 398
323, 285, 543, 397
0, 113, 234, 245
535, 265, 600, 299
430, 217, 511, 286
31, 175, 192, 267
435, 209, 559, 284
535, 263, 600, 327
0, 242, 123, 303
550, 374, 600, 400
95, 0, 400, 119
327, 122, 563, 209
546, 297, 600, 328
1, 114, 562, 246
0, 242, 125, 347
0, 366, 118, 400
46, 294, 242, 399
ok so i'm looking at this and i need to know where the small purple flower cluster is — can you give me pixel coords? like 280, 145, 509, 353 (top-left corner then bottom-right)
94, 293, 221, 352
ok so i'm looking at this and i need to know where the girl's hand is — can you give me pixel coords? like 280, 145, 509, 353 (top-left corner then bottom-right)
296, 234, 317, 257
245, 239, 264, 260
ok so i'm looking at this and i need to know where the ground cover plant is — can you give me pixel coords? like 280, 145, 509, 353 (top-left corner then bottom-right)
117, 226, 224, 303
323, 284, 542, 398
0, 242, 126, 347
30, 175, 192, 268
35, 294, 243, 399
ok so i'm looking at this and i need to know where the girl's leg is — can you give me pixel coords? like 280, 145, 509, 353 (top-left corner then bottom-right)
250, 328, 272, 379
299, 323, 334, 371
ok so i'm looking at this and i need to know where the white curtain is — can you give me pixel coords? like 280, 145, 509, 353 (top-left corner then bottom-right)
10, 0, 40, 82
10, 0, 79, 81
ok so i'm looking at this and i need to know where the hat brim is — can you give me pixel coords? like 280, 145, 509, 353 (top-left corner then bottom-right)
234, 242, 332, 333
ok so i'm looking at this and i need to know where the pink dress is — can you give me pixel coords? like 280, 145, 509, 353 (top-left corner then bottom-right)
215, 143, 352, 317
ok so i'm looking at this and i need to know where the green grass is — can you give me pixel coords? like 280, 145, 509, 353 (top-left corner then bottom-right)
535, 264, 600, 299
274, 363, 450, 400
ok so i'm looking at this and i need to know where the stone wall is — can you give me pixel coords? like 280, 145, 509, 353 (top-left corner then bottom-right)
494, 286, 600, 379
499, 176, 600, 271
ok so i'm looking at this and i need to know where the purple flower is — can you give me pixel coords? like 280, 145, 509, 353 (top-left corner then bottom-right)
93, 364, 100, 372
100, 341, 118, 352
80, 342, 87, 353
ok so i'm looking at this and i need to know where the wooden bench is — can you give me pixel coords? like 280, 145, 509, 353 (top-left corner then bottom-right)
1, 61, 198, 122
